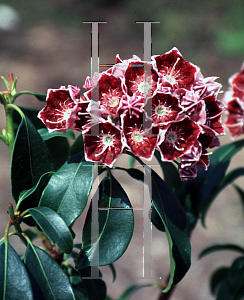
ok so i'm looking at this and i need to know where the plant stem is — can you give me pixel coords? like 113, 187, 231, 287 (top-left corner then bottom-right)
5, 104, 15, 153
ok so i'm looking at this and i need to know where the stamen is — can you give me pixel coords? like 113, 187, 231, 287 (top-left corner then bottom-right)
168, 57, 180, 83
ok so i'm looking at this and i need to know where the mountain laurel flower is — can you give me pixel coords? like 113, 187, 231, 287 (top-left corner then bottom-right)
39, 47, 225, 180
223, 63, 244, 138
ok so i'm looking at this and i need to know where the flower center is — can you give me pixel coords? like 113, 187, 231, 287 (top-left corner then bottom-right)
110, 96, 119, 107
156, 105, 171, 116
94, 134, 114, 157
138, 81, 151, 94
132, 131, 143, 142
103, 135, 113, 146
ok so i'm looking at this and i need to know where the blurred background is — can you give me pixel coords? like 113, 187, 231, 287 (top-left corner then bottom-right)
0, 0, 244, 299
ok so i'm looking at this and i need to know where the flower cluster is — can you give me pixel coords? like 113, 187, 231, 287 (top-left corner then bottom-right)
222, 63, 244, 138
38, 47, 225, 180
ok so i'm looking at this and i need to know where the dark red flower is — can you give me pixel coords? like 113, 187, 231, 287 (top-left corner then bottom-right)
157, 118, 201, 161
146, 92, 182, 125
85, 73, 124, 118
83, 121, 123, 167
38, 86, 81, 132
124, 61, 158, 97
229, 63, 244, 99
152, 47, 198, 90
122, 112, 159, 160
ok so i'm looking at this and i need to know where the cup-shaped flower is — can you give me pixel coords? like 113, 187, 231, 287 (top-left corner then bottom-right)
38, 86, 81, 132
122, 112, 159, 160
157, 118, 201, 161
152, 47, 199, 91
83, 121, 123, 167
85, 73, 124, 119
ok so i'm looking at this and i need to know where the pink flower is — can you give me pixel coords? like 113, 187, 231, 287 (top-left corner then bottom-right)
38, 86, 81, 132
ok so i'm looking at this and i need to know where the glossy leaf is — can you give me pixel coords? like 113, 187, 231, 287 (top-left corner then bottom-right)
124, 165, 191, 291
17, 172, 54, 211
116, 283, 161, 300
200, 167, 244, 226
81, 174, 134, 266
228, 257, 244, 291
38, 128, 75, 141
78, 266, 107, 300
210, 267, 229, 295
233, 184, 244, 215
13, 91, 46, 102
39, 152, 93, 225
0, 241, 34, 300
149, 168, 191, 291
13, 106, 45, 130
108, 263, 116, 283
199, 244, 244, 259
11, 114, 54, 202
69, 133, 84, 156
29, 207, 73, 254
179, 138, 244, 225
24, 244, 75, 300
45, 136, 70, 171
154, 149, 182, 194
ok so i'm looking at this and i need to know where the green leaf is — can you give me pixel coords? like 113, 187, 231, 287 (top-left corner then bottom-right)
13, 91, 46, 102
69, 133, 84, 156
154, 149, 182, 194
17, 171, 54, 211
39, 152, 93, 225
81, 174, 134, 266
127, 155, 136, 168
210, 267, 229, 295
78, 266, 107, 300
215, 257, 244, 300
108, 263, 116, 283
199, 244, 244, 259
228, 257, 244, 292
217, 280, 235, 300
29, 207, 73, 254
116, 283, 161, 300
45, 136, 70, 171
11, 114, 54, 203
233, 184, 244, 215
0, 241, 34, 300
38, 128, 75, 141
122, 165, 191, 291
179, 138, 244, 226
24, 244, 75, 300
149, 168, 191, 291
13, 106, 45, 130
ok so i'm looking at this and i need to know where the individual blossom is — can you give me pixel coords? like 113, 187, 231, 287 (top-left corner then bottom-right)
84, 72, 124, 119
157, 118, 201, 162
38, 85, 81, 132
223, 63, 244, 138
122, 112, 159, 160
146, 91, 183, 125
83, 121, 123, 167
152, 47, 199, 91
